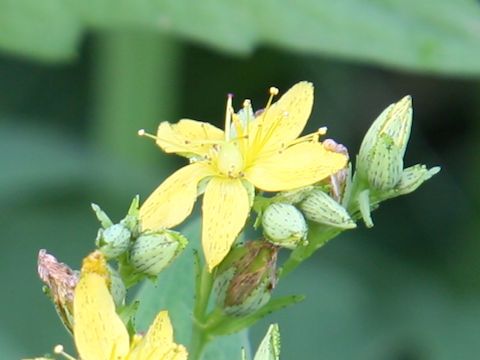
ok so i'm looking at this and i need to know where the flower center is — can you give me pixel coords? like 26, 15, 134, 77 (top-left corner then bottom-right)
216, 141, 244, 177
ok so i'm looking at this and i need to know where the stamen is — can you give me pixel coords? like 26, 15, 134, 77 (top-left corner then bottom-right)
318, 126, 328, 135
269, 87, 279, 96
137, 129, 158, 141
250, 86, 280, 155
53, 344, 77, 360
224, 93, 234, 141
289, 127, 328, 146
139, 127, 201, 154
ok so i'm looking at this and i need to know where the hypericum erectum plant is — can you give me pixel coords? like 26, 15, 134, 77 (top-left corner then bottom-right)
25, 81, 438, 360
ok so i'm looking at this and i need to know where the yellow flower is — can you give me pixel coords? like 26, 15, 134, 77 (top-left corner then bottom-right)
72, 251, 187, 360
139, 82, 347, 271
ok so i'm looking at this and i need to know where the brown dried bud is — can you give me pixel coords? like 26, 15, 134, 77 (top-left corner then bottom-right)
214, 240, 279, 317
37, 249, 79, 333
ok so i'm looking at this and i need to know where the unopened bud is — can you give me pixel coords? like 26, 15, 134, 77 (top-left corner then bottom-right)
276, 186, 314, 204
108, 266, 126, 307
357, 96, 412, 191
96, 224, 131, 258
214, 241, 279, 317
262, 203, 308, 249
300, 190, 356, 229
129, 230, 187, 276
37, 250, 78, 333
367, 134, 404, 190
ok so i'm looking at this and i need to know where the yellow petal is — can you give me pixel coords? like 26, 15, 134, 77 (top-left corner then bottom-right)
245, 142, 348, 192
140, 162, 215, 230
248, 82, 313, 157
157, 119, 224, 158
202, 178, 250, 271
128, 311, 188, 360
74, 255, 129, 360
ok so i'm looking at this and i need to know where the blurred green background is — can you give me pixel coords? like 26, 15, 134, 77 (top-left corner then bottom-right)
1, 1, 480, 359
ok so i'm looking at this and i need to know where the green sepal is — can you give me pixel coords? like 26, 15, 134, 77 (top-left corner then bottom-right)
358, 189, 374, 228
108, 265, 127, 307
376, 165, 441, 202
117, 300, 139, 338
253, 324, 281, 360
91, 203, 114, 228
119, 195, 141, 237
208, 294, 304, 337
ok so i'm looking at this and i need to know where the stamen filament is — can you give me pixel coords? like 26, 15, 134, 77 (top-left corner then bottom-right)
137, 129, 157, 140
138, 128, 205, 155
289, 127, 328, 147
224, 93, 234, 141
53, 345, 77, 360
250, 86, 279, 157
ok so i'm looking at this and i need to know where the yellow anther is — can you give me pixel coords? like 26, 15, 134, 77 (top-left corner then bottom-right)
54, 344, 77, 360
53, 345, 64, 354
269, 87, 279, 96
137, 129, 158, 141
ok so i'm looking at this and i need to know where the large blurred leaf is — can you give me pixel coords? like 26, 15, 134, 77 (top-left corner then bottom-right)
0, 329, 22, 360
0, 0, 82, 61
1, 0, 480, 75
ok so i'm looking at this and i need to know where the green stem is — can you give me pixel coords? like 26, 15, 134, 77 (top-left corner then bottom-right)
189, 327, 208, 360
190, 263, 215, 360
281, 175, 370, 279
280, 225, 341, 279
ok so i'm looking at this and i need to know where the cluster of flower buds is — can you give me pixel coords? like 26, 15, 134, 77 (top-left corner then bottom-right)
354, 96, 440, 226
214, 240, 279, 317
92, 196, 188, 283
257, 184, 356, 251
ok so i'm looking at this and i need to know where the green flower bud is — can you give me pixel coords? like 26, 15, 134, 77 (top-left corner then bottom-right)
300, 190, 356, 229
253, 324, 281, 360
129, 230, 187, 276
96, 224, 131, 259
214, 241, 279, 317
107, 266, 126, 307
276, 186, 314, 204
357, 96, 412, 190
262, 203, 308, 249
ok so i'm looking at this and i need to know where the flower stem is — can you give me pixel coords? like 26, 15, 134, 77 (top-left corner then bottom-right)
189, 325, 208, 360
280, 225, 342, 279
190, 261, 215, 360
